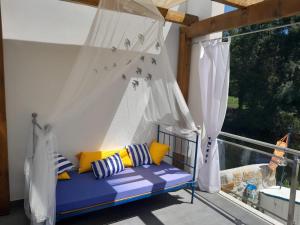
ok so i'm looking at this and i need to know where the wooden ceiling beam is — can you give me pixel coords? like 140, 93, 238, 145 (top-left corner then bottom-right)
64, 0, 198, 26
212, 0, 264, 9
212, 0, 246, 9
177, 27, 192, 102
153, 0, 187, 9
157, 7, 198, 25
187, 0, 300, 38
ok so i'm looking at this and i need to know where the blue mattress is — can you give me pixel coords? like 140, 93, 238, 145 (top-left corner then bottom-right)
56, 162, 192, 214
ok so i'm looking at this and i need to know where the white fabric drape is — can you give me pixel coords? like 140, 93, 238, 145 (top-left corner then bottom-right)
25, 127, 57, 225
24, 0, 197, 224
197, 39, 230, 193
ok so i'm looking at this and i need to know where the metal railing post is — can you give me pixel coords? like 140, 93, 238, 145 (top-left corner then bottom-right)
191, 132, 199, 204
287, 157, 299, 225
220, 132, 300, 157
157, 124, 160, 142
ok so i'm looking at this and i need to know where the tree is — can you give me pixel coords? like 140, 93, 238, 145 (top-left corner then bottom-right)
224, 16, 300, 148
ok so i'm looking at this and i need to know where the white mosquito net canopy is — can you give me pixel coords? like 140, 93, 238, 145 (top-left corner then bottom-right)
24, 0, 198, 224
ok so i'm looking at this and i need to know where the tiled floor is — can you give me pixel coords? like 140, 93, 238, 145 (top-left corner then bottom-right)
0, 190, 275, 225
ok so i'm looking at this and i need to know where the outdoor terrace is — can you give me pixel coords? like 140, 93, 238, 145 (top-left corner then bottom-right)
0, 189, 280, 225
2, 131, 299, 225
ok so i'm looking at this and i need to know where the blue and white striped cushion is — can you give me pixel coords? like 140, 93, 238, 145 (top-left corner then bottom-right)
127, 144, 152, 167
91, 153, 125, 179
54, 153, 74, 174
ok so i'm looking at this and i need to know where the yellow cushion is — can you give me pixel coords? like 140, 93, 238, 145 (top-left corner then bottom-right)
78, 151, 102, 174
76, 152, 82, 160
149, 141, 170, 165
101, 148, 133, 167
58, 171, 71, 180
77, 148, 133, 173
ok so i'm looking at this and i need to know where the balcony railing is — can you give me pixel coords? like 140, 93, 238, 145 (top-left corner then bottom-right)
218, 132, 300, 225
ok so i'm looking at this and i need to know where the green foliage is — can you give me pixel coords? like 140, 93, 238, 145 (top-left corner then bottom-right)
228, 96, 239, 109
282, 179, 290, 188
224, 16, 300, 145
282, 179, 300, 190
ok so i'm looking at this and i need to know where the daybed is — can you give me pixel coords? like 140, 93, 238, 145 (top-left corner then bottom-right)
57, 162, 192, 220
54, 125, 199, 221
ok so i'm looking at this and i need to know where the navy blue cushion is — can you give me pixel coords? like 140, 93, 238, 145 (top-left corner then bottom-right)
54, 153, 74, 174
127, 144, 152, 167
56, 162, 193, 215
91, 153, 125, 179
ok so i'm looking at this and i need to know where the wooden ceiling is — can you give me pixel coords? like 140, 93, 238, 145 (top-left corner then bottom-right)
67, 0, 263, 9
152, 0, 187, 8
63, 0, 198, 26
67, 0, 267, 9
65, 0, 187, 8
212, 0, 265, 9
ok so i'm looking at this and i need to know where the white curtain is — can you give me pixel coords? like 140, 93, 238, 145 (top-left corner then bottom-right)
24, 127, 57, 225
197, 39, 230, 193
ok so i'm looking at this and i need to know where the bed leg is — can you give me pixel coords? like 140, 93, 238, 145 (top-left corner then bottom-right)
191, 185, 195, 204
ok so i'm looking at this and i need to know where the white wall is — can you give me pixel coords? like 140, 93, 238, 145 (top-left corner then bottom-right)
2, 0, 224, 200
0, 0, 95, 200
4, 40, 79, 200
1, 0, 96, 45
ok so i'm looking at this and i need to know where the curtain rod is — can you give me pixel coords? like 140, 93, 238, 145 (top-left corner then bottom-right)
192, 21, 300, 45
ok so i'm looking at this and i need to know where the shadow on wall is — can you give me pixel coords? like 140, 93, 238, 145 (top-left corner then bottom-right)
4, 38, 182, 201
4, 39, 80, 201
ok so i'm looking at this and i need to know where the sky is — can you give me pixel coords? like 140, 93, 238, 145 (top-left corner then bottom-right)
225, 5, 236, 12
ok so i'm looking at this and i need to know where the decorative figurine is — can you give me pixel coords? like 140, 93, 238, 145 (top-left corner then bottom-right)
151, 58, 157, 65
145, 73, 152, 81
132, 80, 139, 90
155, 42, 160, 50
125, 38, 131, 48
138, 34, 144, 44
136, 67, 142, 75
